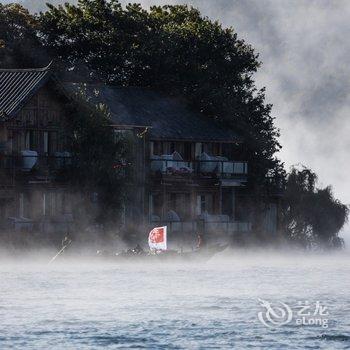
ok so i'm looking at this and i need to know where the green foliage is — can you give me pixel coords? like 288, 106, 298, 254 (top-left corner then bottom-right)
64, 86, 133, 226
38, 0, 282, 189
283, 166, 349, 249
0, 3, 48, 67
2, 1, 283, 191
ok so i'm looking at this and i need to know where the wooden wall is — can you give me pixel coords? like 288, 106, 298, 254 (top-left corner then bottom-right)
4, 84, 68, 155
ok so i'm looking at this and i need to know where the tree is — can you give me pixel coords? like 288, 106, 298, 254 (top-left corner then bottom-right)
0, 3, 48, 68
1, 0, 286, 238
38, 0, 283, 190
283, 166, 348, 249
2, 0, 283, 194
62, 87, 133, 229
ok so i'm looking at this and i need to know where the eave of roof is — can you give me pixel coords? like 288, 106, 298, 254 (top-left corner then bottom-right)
0, 63, 53, 120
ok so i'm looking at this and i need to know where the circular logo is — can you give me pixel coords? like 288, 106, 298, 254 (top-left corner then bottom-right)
258, 298, 293, 328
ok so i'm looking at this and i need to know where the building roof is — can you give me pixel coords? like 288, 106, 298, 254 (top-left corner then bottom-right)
65, 83, 242, 143
0, 64, 52, 120
0, 63, 242, 142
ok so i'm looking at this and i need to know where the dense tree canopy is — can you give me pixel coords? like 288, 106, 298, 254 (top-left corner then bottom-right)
283, 167, 348, 249
38, 0, 282, 190
0, 3, 48, 67
0, 0, 282, 189
62, 89, 133, 227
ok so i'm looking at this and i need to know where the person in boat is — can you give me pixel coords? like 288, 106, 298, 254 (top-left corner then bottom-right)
196, 233, 206, 250
61, 232, 71, 248
132, 244, 144, 255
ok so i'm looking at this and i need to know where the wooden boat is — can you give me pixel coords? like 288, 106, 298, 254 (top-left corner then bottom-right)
49, 224, 227, 263
49, 243, 227, 264
110, 243, 228, 262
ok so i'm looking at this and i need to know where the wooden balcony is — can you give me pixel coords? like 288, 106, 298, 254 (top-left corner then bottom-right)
149, 219, 252, 235
0, 154, 72, 182
150, 158, 248, 179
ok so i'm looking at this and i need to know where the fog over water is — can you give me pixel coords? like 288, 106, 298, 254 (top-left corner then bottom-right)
0, 251, 350, 349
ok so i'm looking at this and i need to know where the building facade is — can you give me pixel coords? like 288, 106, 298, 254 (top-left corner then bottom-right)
0, 65, 75, 237
67, 84, 254, 245
0, 66, 278, 245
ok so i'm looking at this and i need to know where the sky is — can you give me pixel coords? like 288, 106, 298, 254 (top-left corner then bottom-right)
4, 0, 350, 240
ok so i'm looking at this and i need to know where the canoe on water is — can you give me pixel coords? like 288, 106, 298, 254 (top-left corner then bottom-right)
49, 225, 228, 263
110, 243, 228, 262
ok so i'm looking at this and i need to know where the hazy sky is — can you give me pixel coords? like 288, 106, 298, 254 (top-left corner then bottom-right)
5, 0, 350, 238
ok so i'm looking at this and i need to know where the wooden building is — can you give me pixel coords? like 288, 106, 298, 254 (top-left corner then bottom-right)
0, 65, 278, 244
0, 65, 75, 235
65, 84, 254, 243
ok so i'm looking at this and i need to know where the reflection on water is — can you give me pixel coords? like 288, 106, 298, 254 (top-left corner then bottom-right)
0, 250, 349, 349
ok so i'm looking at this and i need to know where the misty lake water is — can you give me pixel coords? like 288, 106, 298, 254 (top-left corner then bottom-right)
0, 250, 349, 349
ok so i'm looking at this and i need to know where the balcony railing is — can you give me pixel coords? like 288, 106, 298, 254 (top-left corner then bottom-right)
150, 159, 248, 178
0, 154, 72, 173
149, 220, 252, 235
7, 214, 74, 233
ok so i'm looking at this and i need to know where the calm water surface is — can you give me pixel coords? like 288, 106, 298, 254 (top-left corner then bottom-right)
0, 251, 349, 349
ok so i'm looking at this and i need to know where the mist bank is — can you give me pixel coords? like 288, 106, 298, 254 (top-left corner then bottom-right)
0, 245, 349, 265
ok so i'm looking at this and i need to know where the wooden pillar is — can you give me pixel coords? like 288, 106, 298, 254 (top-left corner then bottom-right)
162, 183, 166, 221
190, 185, 196, 220
232, 187, 236, 220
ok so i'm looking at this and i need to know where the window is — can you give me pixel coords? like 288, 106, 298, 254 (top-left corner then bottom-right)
184, 142, 192, 160
43, 131, 58, 155
222, 143, 233, 160
222, 143, 244, 160
151, 141, 162, 156
195, 143, 202, 158
43, 192, 58, 217
182, 193, 191, 219
162, 142, 170, 154
19, 193, 24, 217
196, 194, 213, 215
200, 195, 206, 213
222, 188, 234, 218
25, 130, 36, 150
169, 193, 176, 211
61, 193, 72, 213
203, 143, 213, 155
44, 131, 49, 154
43, 193, 47, 216
50, 132, 58, 154
212, 143, 221, 156
167, 193, 191, 220
150, 193, 162, 218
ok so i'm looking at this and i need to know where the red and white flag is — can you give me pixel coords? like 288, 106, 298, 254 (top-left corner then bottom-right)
148, 226, 167, 251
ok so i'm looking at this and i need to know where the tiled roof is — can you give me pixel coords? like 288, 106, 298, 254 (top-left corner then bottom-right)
0, 64, 52, 120
0, 64, 243, 142
65, 83, 242, 143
